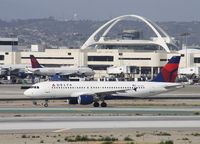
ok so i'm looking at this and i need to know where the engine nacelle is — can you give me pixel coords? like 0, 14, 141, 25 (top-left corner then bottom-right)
68, 98, 78, 104
78, 95, 94, 105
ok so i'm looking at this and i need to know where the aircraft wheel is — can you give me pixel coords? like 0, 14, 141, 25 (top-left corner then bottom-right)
101, 102, 107, 107
81, 73, 85, 78
93, 102, 99, 107
32, 101, 37, 105
44, 103, 48, 107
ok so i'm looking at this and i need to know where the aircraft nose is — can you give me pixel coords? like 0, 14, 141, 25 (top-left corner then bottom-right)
24, 89, 32, 97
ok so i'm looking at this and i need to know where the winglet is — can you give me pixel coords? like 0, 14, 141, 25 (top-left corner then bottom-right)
152, 56, 181, 82
30, 55, 42, 68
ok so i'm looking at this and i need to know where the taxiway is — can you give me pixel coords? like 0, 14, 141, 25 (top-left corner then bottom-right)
0, 115, 200, 132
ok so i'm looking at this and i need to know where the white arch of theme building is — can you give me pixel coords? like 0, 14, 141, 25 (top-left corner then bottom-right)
81, 15, 176, 52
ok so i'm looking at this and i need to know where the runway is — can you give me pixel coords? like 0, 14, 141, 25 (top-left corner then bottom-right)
0, 86, 200, 136
0, 116, 200, 132
0, 107, 200, 115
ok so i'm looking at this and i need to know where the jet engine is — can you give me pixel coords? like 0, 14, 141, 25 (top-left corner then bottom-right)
78, 95, 94, 105
68, 98, 78, 104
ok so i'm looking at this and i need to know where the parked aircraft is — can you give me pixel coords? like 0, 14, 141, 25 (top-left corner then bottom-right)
28, 55, 95, 77
0, 64, 31, 78
0, 68, 7, 76
24, 56, 183, 107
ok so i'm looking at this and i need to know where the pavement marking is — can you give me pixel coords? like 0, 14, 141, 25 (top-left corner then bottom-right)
53, 128, 70, 133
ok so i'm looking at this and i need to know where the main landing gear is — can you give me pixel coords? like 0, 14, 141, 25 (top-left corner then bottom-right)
101, 102, 107, 107
93, 101, 107, 107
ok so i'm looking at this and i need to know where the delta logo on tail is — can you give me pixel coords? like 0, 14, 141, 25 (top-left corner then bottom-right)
152, 56, 181, 82
30, 55, 42, 68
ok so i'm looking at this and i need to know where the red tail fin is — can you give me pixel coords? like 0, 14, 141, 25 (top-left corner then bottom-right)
152, 56, 181, 82
30, 55, 42, 68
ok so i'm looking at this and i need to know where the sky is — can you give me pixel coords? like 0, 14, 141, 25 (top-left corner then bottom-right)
0, 0, 199, 21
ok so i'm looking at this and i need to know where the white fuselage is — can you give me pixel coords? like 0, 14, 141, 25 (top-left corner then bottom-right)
24, 81, 182, 99
28, 67, 94, 76
0, 64, 31, 69
0, 64, 31, 75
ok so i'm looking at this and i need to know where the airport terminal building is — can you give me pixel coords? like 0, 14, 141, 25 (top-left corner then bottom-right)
0, 15, 199, 79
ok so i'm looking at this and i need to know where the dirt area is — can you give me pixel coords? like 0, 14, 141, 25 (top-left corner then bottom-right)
0, 129, 200, 144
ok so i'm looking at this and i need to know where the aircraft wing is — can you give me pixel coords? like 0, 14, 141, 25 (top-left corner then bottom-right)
95, 89, 129, 95
58, 72, 76, 76
70, 89, 130, 97
27, 68, 39, 73
59, 70, 84, 76
164, 83, 184, 90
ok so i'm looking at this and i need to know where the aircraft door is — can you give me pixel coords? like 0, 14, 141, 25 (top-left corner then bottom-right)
44, 86, 56, 98
44, 86, 50, 95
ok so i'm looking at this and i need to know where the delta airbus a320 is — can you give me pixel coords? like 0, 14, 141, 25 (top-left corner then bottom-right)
24, 56, 183, 107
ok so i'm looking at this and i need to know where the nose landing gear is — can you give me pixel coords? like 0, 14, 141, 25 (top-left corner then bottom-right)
32, 100, 49, 107
32, 101, 37, 106
44, 100, 48, 107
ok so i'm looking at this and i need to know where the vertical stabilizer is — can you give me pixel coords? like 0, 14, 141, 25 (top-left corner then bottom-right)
152, 56, 181, 82
30, 55, 42, 68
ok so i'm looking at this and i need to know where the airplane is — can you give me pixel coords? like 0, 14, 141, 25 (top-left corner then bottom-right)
27, 55, 95, 77
24, 56, 183, 107
0, 64, 31, 78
